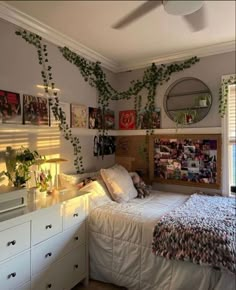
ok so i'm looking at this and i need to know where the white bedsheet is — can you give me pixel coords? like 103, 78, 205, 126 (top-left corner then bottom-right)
88, 191, 235, 290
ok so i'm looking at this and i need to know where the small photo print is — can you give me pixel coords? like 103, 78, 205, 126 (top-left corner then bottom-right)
119, 110, 136, 130
88, 107, 102, 129
71, 104, 87, 128
23, 94, 48, 125
138, 108, 161, 129
93, 135, 116, 156
105, 109, 115, 130
49, 101, 70, 127
0, 89, 21, 124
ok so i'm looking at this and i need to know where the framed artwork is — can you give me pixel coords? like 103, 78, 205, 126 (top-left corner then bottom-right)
71, 104, 87, 128
149, 134, 221, 189
93, 135, 116, 156
119, 110, 136, 130
0, 89, 21, 124
88, 107, 102, 129
138, 108, 161, 129
49, 101, 70, 127
105, 109, 115, 129
23, 94, 49, 125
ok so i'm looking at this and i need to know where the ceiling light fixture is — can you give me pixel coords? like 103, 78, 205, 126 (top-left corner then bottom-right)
163, 0, 204, 16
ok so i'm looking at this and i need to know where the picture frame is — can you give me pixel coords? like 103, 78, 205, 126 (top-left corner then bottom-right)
0, 89, 21, 124
71, 104, 87, 128
149, 134, 221, 189
138, 108, 161, 129
119, 110, 136, 130
88, 107, 102, 129
23, 94, 49, 126
49, 101, 70, 127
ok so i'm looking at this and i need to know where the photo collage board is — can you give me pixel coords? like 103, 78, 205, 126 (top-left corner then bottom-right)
149, 134, 221, 188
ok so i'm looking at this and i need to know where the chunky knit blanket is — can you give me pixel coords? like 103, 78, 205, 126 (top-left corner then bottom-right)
152, 194, 236, 274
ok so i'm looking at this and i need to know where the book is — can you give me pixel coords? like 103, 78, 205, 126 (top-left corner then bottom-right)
49, 101, 70, 127
23, 94, 49, 125
88, 107, 102, 129
104, 109, 115, 129
0, 89, 21, 124
138, 108, 161, 129
119, 110, 136, 130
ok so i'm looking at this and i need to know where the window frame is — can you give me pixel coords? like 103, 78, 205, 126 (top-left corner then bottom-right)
221, 74, 236, 196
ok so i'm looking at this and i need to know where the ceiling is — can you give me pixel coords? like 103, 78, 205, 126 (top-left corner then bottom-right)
2, 1, 236, 72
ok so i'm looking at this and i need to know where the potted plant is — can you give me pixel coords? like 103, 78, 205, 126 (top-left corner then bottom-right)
174, 109, 197, 129
197, 94, 211, 107
1, 146, 43, 188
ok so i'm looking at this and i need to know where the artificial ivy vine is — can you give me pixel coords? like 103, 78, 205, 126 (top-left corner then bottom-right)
15, 29, 84, 173
59, 47, 199, 134
15, 28, 199, 172
219, 75, 236, 117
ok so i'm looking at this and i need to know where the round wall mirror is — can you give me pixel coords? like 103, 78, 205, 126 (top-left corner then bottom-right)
164, 77, 212, 125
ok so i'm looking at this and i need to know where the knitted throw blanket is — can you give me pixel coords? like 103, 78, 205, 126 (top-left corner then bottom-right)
152, 194, 236, 274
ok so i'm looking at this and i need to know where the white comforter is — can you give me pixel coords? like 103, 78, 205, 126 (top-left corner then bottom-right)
88, 191, 235, 290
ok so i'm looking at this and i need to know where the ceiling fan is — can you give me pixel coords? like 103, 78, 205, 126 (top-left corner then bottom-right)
112, 0, 206, 32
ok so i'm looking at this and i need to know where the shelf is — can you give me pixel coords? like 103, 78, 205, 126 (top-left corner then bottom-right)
168, 90, 210, 98
0, 124, 222, 136
168, 106, 209, 112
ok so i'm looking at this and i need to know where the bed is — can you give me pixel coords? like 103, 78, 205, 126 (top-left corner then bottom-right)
61, 166, 235, 290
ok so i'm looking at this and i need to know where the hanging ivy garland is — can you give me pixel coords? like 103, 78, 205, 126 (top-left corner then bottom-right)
15, 29, 84, 173
219, 75, 236, 117
60, 46, 199, 134
15, 28, 199, 172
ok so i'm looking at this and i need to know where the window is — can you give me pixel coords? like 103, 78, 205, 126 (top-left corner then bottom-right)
222, 75, 236, 196
228, 84, 236, 194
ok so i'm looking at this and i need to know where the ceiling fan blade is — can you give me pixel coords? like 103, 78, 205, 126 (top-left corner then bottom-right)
183, 5, 207, 32
112, 1, 162, 29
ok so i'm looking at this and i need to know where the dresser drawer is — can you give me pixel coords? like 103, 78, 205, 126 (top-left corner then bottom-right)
59, 245, 86, 289
63, 196, 86, 230
0, 250, 30, 290
31, 205, 63, 245
0, 222, 30, 262
31, 268, 63, 290
31, 222, 86, 276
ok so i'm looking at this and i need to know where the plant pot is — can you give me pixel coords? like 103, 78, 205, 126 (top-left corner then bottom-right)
34, 188, 47, 199
199, 99, 207, 107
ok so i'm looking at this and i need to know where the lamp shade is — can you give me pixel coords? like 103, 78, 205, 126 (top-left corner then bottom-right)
163, 0, 204, 16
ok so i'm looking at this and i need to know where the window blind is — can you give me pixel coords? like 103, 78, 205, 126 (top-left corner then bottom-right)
228, 85, 236, 144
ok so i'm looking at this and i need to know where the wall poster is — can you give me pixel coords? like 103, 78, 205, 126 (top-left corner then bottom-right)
71, 104, 87, 128
149, 134, 221, 188
23, 94, 48, 125
0, 89, 21, 124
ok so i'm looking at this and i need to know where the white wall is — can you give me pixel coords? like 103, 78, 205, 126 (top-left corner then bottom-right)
0, 18, 116, 181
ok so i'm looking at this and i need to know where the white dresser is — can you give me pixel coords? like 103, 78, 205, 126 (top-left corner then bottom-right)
0, 190, 89, 290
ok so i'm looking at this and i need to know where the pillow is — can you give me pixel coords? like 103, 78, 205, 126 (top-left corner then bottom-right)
100, 164, 137, 203
79, 179, 112, 210
131, 172, 151, 199
59, 171, 99, 188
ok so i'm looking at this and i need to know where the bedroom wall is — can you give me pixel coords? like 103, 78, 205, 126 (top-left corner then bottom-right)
0, 18, 117, 183
115, 51, 236, 194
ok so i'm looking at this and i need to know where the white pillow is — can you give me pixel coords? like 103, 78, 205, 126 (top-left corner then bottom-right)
100, 164, 137, 203
79, 180, 112, 210
59, 171, 99, 188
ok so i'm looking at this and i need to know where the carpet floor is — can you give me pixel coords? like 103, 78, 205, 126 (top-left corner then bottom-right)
73, 279, 127, 290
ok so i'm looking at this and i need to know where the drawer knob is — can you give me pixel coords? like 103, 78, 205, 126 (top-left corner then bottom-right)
7, 240, 16, 246
45, 252, 52, 258
74, 264, 79, 269
47, 283, 52, 289
73, 213, 79, 217
45, 224, 52, 229
8, 272, 16, 279
74, 236, 79, 241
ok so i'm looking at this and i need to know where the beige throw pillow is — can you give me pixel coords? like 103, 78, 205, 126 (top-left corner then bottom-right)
100, 164, 137, 203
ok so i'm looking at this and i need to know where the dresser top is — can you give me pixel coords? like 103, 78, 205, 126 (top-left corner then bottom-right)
0, 189, 88, 225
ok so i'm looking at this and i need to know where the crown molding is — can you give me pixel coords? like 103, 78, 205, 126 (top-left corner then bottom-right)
0, 1, 119, 72
116, 41, 236, 72
0, 1, 235, 74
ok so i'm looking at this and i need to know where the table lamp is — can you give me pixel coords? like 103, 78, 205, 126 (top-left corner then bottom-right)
46, 157, 67, 192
